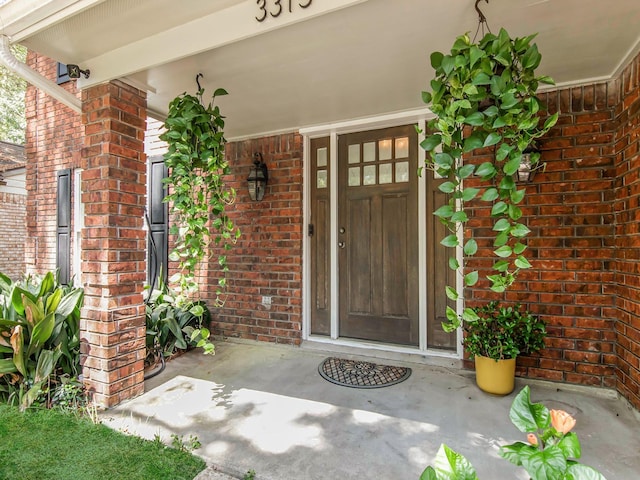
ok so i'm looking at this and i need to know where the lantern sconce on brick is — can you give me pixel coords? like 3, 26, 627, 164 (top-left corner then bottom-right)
248, 152, 269, 201
517, 145, 545, 183
66, 64, 90, 79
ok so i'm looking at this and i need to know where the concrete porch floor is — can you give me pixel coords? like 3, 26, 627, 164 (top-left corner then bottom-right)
102, 340, 640, 480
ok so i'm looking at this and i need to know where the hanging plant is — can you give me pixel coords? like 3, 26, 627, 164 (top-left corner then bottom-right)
420, 27, 558, 331
159, 81, 240, 311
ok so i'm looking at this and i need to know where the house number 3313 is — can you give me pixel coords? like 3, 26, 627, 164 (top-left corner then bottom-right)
255, 0, 313, 22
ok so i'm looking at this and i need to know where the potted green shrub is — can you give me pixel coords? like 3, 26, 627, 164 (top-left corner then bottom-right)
464, 301, 546, 395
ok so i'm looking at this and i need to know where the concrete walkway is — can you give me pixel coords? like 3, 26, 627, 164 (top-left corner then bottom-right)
102, 340, 640, 479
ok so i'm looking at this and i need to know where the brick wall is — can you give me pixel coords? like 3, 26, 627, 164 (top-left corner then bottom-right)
206, 133, 304, 345
0, 191, 26, 279
465, 53, 640, 410
24, 53, 83, 275
613, 52, 640, 410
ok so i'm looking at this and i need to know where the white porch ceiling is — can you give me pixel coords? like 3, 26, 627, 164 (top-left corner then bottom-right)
2, 0, 640, 139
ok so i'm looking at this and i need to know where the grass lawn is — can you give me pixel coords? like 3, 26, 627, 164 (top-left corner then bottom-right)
0, 404, 206, 480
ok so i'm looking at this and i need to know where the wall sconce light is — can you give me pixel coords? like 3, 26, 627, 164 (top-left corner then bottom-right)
248, 152, 268, 201
517, 146, 545, 183
66, 64, 90, 79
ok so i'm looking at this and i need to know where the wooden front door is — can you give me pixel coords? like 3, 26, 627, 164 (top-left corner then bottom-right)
337, 125, 419, 345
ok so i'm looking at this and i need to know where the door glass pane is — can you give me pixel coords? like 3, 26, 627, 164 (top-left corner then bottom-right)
379, 139, 392, 160
317, 147, 327, 167
396, 161, 409, 183
379, 163, 392, 184
395, 137, 409, 158
348, 144, 360, 164
317, 170, 327, 188
363, 142, 376, 163
348, 167, 360, 186
363, 165, 376, 185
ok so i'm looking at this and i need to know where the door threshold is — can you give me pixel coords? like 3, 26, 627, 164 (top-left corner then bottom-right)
302, 336, 463, 370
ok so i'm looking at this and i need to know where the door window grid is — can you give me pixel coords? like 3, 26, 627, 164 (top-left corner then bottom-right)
347, 136, 410, 186
317, 146, 328, 188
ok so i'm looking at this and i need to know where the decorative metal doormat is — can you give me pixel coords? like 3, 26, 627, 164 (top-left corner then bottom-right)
318, 357, 412, 388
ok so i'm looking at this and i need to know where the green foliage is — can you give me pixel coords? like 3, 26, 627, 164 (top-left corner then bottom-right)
0, 44, 26, 144
159, 86, 240, 306
48, 375, 88, 415
420, 28, 558, 309
0, 271, 84, 410
421, 386, 606, 480
144, 275, 215, 365
170, 433, 202, 452
461, 301, 546, 360
243, 470, 257, 480
0, 403, 206, 480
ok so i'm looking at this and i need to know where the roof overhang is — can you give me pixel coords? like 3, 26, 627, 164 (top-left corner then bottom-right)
3, 0, 640, 138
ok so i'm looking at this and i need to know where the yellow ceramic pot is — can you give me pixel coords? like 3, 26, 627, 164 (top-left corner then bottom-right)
474, 355, 516, 395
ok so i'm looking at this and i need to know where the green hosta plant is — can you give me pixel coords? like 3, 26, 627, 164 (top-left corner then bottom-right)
421, 386, 606, 480
420, 28, 558, 332
0, 271, 84, 410
160, 85, 240, 307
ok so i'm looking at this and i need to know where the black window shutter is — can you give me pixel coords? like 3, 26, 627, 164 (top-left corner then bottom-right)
56, 63, 70, 84
56, 169, 71, 285
147, 156, 169, 288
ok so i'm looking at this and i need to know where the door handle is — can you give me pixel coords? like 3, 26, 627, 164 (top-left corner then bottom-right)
338, 241, 345, 249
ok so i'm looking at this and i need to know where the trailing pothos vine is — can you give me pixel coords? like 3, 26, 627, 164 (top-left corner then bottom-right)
420, 28, 558, 331
159, 85, 240, 352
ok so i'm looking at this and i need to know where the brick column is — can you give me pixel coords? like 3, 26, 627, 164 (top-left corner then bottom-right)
79, 81, 147, 407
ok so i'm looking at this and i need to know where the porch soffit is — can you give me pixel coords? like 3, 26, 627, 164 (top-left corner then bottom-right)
2, 0, 640, 139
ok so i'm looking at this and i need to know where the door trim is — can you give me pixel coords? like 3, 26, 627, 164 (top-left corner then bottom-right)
301, 109, 462, 358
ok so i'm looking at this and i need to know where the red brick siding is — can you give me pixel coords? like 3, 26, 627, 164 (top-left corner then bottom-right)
79, 80, 148, 407
204, 133, 304, 345
0, 192, 26, 279
465, 53, 640, 409
24, 53, 83, 275
613, 52, 640, 410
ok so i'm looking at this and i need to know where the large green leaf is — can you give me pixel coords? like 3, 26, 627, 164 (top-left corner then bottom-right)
0, 357, 17, 375
27, 312, 56, 357
11, 286, 30, 317
566, 463, 607, 480
38, 271, 55, 298
463, 133, 484, 153
419, 467, 438, 480
521, 445, 567, 480
557, 432, 581, 460
0, 272, 11, 294
476, 162, 497, 179
499, 441, 531, 467
428, 444, 479, 480
441, 235, 459, 248
472, 72, 491, 85
421, 134, 442, 152
56, 288, 84, 317
509, 386, 550, 432
33, 348, 61, 384
434, 205, 455, 219
464, 112, 485, 126
464, 271, 479, 287
22, 294, 44, 329
45, 288, 63, 316
483, 132, 502, 147
461, 187, 480, 202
